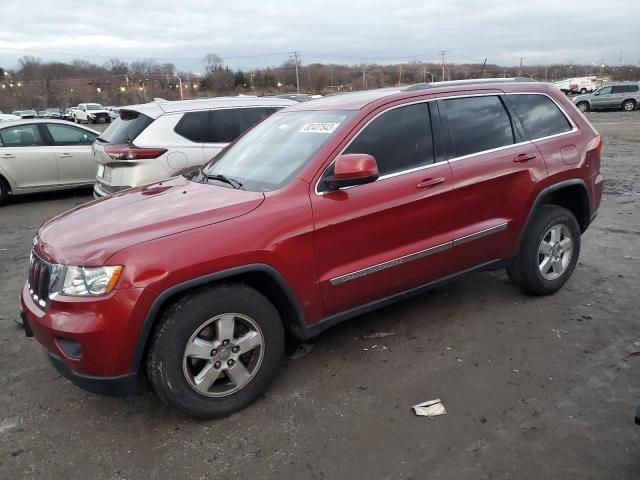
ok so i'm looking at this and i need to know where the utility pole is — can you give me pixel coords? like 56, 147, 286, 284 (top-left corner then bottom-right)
398, 65, 402, 86
174, 75, 183, 100
545, 65, 549, 81
362, 65, 367, 90
293, 51, 301, 93
519, 57, 523, 77
440, 51, 446, 81
479, 58, 487, 78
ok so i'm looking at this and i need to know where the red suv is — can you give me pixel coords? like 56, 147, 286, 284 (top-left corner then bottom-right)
21, 79, 603, 418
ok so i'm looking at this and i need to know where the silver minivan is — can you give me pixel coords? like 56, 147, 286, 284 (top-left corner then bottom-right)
93, 97, 296, 197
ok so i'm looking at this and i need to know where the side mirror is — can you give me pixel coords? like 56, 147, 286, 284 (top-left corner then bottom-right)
323, 153, 379, 192
593, 91, 600, 96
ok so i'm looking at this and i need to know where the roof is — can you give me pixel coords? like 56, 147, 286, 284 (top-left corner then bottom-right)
286, 78, 542, 112
0, 118, 100, 133
121, 96, 298, 119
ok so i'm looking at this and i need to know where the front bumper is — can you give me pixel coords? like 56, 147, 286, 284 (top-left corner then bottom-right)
21, 281, 149, 397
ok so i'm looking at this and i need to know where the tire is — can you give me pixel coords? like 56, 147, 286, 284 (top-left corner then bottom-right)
622, 100, 636, 112
510, 205, 580, 296
74, 116, 78, 123
88, 117, 94, 124
146, 283, 285, 418
580, 88, 587, 94
0, 176, 10, 206
577, 102, 590, 113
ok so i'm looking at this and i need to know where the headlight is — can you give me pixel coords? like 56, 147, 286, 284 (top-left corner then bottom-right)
49, 265, 123, 298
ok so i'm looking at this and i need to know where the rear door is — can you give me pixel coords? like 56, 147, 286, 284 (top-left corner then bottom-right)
0, 124, 57, 189
202, 107, 275, 161
311, 100, 456, 315
44, 123, 98, 184
437, 93, 547, 271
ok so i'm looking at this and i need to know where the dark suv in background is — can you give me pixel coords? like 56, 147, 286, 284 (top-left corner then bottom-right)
21, 79, 603, 418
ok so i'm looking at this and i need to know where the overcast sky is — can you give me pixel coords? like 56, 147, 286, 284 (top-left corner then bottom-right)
1, 0, 638, 72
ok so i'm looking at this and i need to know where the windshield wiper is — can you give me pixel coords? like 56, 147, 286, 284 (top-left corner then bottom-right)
203, 173, 243, 189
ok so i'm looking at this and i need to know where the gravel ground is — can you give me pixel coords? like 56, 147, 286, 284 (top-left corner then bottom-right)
1, 111, 639, 479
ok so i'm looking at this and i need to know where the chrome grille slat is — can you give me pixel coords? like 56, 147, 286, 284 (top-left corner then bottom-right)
28, 252, 52, 309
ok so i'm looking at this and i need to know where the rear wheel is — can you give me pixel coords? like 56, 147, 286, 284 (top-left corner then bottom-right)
622, 100, 636, 112
580, 88, 587, 94
146, 284, 285, 418
577, 102, 590, 113
0, 176, 10, 206
509, 205, 580, 296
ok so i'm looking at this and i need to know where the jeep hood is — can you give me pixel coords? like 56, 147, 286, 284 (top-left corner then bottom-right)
37, 176, 265, 265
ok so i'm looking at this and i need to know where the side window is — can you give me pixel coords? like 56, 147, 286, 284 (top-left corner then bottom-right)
206, 107, 273, 143
598, 87, 612, 95
46, 124, 97, 145
174, 111, 209, 142
440, 96, 514, 158
507, 94, 572, 140
0, 125, 44, 147
343, 102, 434, 176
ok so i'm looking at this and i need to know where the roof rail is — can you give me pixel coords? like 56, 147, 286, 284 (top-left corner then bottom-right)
404, 77, 537, 91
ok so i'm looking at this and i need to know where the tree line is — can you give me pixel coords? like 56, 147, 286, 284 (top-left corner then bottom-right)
1, 54, 638, 111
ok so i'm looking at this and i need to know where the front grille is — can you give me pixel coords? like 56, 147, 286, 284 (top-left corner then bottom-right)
28, 252, 51, 309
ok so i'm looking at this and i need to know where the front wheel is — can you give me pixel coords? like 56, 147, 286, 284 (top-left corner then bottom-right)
146, 284, 285, 418
509, 205, 580, 296
622, 100, 636, 112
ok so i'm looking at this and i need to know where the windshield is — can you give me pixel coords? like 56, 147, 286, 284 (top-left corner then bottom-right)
199, 110, 353, 191
86, 104, 104, 110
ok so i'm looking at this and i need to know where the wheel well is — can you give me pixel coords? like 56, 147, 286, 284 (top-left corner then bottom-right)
138, 270, 303, 372
622, 98, 636, 105
540, 185, 590, 232
0, 174, 11, 193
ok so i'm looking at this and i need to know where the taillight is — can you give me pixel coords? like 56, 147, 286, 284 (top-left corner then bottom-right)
585, 135, 602, 170
103, 144, 167, 160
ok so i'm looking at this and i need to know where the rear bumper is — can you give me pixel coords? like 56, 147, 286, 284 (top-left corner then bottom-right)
93, 181, 127, 198
48, 351, 137, 397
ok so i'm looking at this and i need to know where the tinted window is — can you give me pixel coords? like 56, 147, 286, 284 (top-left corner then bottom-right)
344, 103, 434, 176
441, 96, 514, 158
507, 94, 572, 140
99, 110, 153, 144
174, 110, 209, 142
206, 107, 274, 143
46, 124, 97, 145
612, 85, 639, 93
0, 125, 44, 147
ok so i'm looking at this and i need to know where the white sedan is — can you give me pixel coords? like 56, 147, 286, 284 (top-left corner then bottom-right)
0, 119, 99, 205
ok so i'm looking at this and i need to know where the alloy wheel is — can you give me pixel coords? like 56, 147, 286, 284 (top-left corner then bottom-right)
538, 224, 573, 281
182, 313, 264, 397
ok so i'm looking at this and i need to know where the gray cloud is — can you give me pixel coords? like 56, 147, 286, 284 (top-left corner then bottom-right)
0, 0, 638, 70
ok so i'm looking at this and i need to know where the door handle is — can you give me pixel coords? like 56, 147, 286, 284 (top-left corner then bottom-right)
58, 154, 73, 158
416, 177, 446, 189
1, 153, 15, 158
514, 153, 537, 163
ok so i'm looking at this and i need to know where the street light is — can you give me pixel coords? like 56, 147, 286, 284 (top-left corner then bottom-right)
174, 75, 183, 100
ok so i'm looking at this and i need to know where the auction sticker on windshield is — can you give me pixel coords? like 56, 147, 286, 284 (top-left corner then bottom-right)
300, 123, 340, 133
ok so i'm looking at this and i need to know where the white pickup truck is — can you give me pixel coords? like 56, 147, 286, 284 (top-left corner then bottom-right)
74, 103, 111, 124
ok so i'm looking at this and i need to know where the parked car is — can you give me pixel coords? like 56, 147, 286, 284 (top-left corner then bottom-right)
73, 103, 111, 124
106, 106, 120, 120
20, 79, 603, 418
12, 110, 38, 119
0, 119, 99, 204
44, 108, 62, 119
62, 107, 78, 121
0, 114, 20, 122
37, 110, 47, 118
273, 93, 312, 102
92, 97, 296, 197
573, 83, 640, 112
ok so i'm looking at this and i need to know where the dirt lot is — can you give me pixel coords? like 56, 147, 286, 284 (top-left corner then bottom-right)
1, 112, 639, 479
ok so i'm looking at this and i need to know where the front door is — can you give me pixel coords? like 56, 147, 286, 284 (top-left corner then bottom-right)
311, 101, 456, 316
0, 124, 57, 189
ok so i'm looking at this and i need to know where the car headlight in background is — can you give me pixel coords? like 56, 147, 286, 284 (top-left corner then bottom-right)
49, 265, 123, 298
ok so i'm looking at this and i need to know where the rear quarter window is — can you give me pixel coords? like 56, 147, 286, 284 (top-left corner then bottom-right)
206, 107, 275, 143
99, 110, 153, 144
174, 110, 209, 142
507, 94, 572, 140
